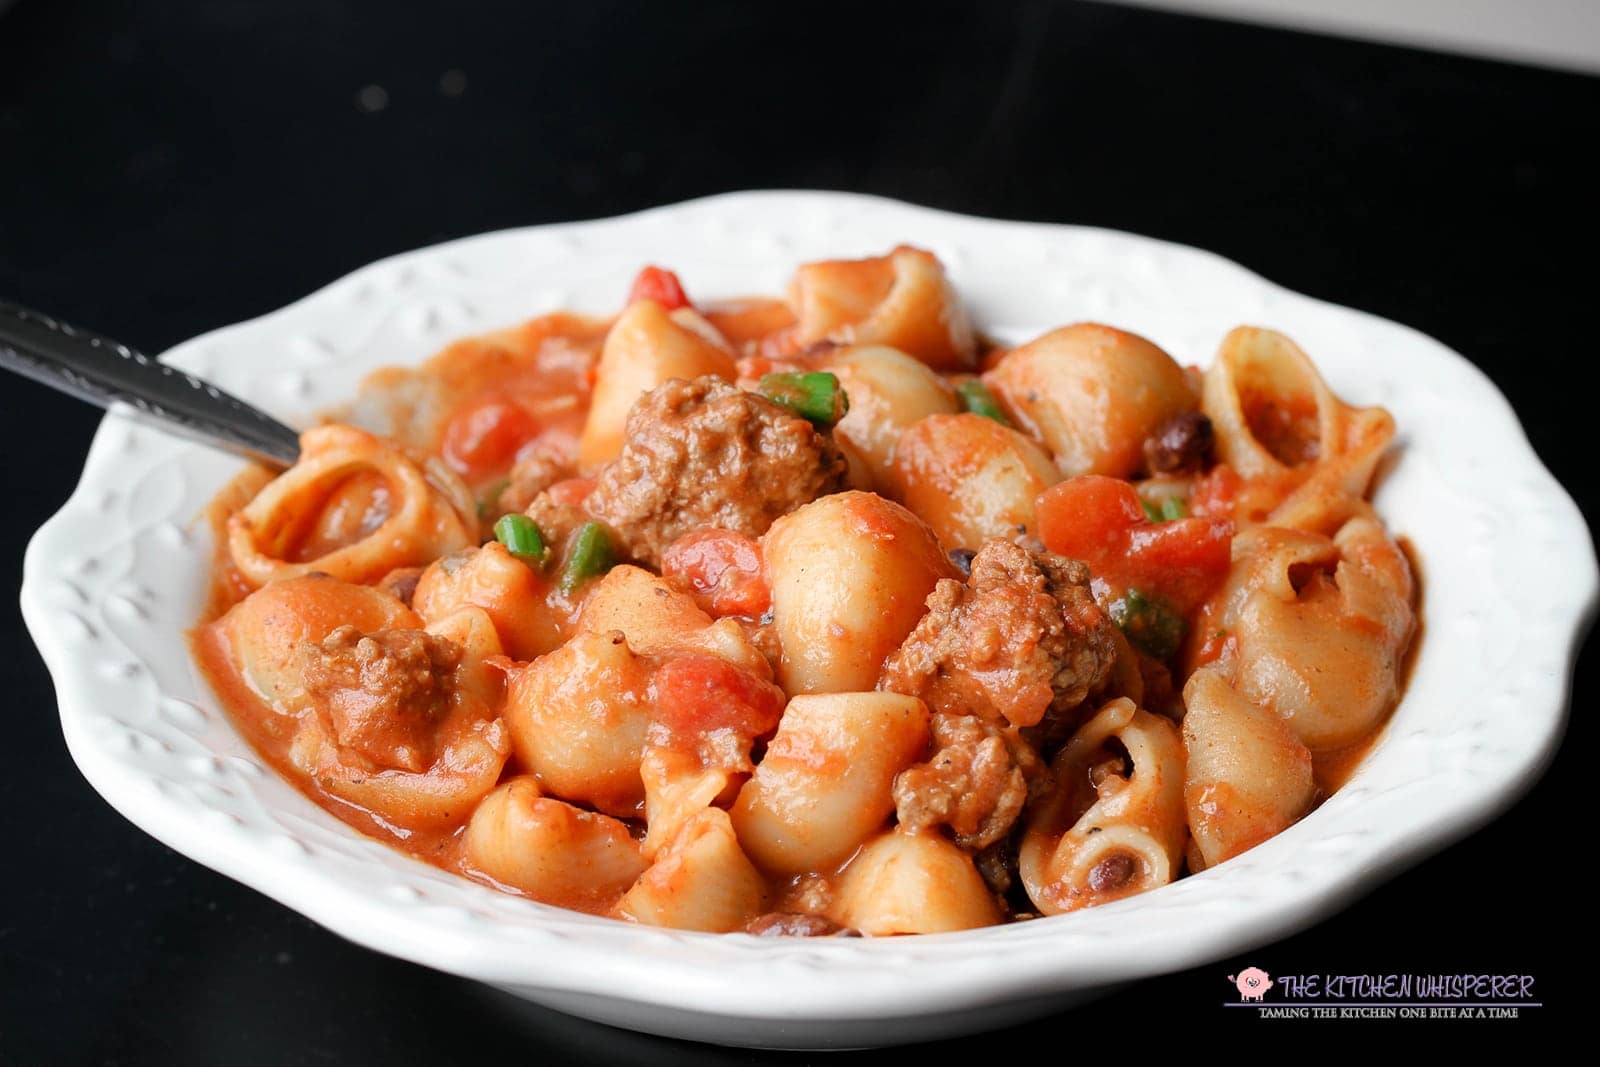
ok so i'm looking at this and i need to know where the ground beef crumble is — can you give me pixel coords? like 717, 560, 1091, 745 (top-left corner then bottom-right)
584, 376, 848, 566
892, 712, 1046, 851
299, 625, 461, 773
879, 538, 1118, 729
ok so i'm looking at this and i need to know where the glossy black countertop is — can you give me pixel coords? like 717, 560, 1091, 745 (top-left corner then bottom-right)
1, 1, 1591, 1060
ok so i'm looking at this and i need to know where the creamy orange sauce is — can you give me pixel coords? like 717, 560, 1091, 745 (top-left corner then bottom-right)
191, 314, 628, 914
188, 260, 1419, 932
355, 312, 608, 494
201, 464, 278, 620
191, 626, 522, 894
1309, 535, 1423, 797
701, 298, 796, 349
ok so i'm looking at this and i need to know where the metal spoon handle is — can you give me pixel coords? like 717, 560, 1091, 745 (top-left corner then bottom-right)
0, 300, 301, 468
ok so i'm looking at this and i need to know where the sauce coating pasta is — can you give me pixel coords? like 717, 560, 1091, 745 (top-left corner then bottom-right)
193, 250, 1416, 934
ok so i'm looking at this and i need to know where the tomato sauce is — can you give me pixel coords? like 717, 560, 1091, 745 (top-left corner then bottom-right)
187, 257, 1419, 933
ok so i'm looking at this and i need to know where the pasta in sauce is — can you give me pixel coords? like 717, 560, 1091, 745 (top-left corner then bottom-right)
192, 249, 1416, 934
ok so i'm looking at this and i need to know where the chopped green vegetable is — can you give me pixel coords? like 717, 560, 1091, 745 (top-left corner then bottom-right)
560, 521, 616, 594
1140, 496, 1190, 523
956, 380, 1011, 426
1109, 588, 1186, 661
494, 513, 547, 564
759, 371, 849, 428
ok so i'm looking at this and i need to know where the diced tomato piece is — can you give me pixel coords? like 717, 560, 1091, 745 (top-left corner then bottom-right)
440, 398, 539, 482
627, 266, 691, 311
545, 477, 595, 508
1036, 475, 1148, 562
1037, 474, 1232, 615
649, 656, 786, 742
1190, 464, 1242, 519
1122, 519, 1234, 612
661, 528, 771, 618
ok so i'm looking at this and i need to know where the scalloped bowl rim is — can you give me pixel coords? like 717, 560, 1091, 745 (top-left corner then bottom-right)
20, 191, 1597, 1039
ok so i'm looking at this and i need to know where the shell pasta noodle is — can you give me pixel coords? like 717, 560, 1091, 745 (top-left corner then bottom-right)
191, 247, 1418, 935
226, 425, 479, 590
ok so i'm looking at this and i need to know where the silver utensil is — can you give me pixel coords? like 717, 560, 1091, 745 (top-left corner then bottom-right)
0, 300, 301, 468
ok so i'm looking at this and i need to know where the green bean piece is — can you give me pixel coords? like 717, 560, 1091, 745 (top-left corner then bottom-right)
955, 379, 1011, 426
759, 371, 849, 428
560, 521, 616, 593
493, 513, 547, 565
1141, 496, 1190, 522
1109, 588, 1186, 661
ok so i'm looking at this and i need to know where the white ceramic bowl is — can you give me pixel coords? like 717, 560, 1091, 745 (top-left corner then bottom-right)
21, 192, 1595, 1049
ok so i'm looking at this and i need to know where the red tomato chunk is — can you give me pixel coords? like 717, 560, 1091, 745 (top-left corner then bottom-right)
441, 397, 540, 482
627, 266, 692, 311
661, 528, 771, 618
1036, 475, 1232, 615
649, 655, 785, 743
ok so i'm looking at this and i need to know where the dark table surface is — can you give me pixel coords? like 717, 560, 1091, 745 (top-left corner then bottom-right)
1, 1, 1592, 1060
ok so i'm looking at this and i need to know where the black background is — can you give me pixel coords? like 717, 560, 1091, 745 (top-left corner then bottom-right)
1, 0, 1591, 1060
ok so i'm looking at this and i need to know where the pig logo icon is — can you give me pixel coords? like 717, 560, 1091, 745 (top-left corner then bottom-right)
1230, 967, 1274, 1002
